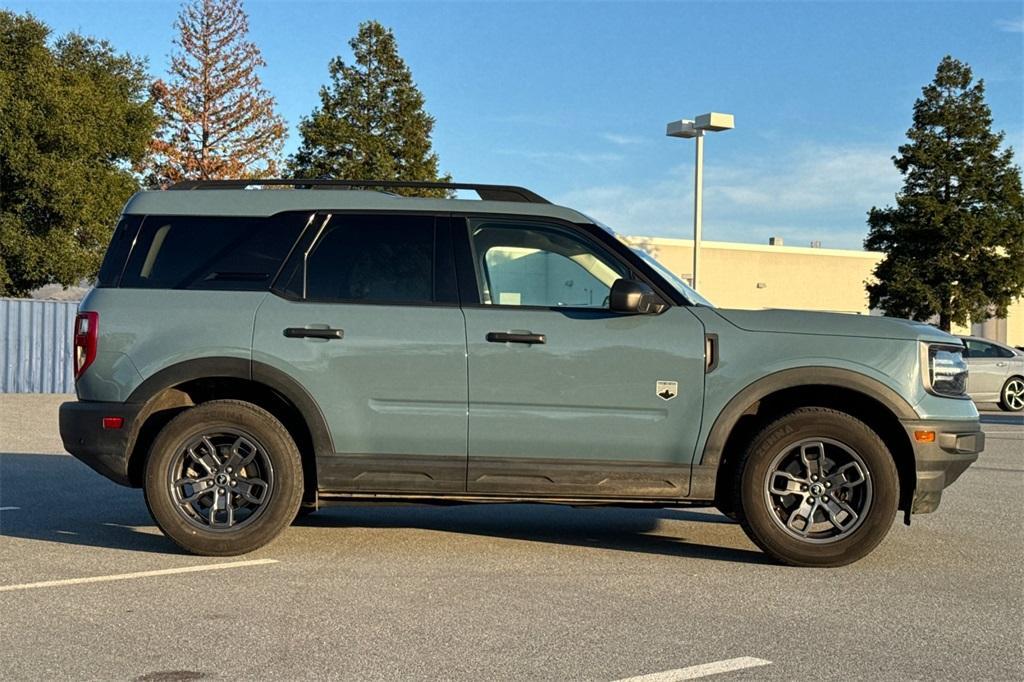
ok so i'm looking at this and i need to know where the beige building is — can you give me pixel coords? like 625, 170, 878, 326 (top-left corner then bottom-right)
624, 235, 1023, 347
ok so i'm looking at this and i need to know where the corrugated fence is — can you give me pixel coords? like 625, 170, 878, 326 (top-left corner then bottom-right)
0, 298, 79, 393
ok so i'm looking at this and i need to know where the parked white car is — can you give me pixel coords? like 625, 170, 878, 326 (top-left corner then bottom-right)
959, 337, 1024, 412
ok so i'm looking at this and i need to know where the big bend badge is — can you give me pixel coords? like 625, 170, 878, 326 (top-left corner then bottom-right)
656, 380, 678, 401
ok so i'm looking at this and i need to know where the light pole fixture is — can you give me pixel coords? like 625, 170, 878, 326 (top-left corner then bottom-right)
666, 112, 734, 291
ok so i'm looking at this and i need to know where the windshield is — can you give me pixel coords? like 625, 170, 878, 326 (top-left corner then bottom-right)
587, 218, 714, 306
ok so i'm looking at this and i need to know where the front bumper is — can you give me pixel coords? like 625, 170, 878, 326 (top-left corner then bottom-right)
59, 401, 142, 486
904, 418, 984, 514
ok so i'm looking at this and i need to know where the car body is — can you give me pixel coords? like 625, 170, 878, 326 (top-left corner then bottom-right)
959, 336, 1024, 412
59, 179, 984, 566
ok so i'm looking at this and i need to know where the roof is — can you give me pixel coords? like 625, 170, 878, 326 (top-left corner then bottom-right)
122, 188, 591, 224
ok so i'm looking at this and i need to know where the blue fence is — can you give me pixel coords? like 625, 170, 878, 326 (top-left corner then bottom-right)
0, 298, 80, 393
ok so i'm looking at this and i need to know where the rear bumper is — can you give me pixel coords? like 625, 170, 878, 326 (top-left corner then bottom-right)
59, 401, 142, 486
904, 418, 984, 514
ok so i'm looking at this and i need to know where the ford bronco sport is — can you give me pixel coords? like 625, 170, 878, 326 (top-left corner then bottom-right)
59, 179, 984, 566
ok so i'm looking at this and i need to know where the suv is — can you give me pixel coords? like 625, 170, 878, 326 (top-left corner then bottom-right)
59, 179, 984, 567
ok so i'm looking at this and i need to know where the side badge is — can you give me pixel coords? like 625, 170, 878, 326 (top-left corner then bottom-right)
656, 380, 678, 401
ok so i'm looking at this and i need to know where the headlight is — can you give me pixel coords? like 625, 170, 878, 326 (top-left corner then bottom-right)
924, 344, 968, 397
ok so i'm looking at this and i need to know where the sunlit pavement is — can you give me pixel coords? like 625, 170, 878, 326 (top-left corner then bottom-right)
1, 397, 1021, 681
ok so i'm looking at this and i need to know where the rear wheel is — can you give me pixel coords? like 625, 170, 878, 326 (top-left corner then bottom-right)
734, 407, 898, 567
144, 400, 302, 556
999, 377, 1024, 412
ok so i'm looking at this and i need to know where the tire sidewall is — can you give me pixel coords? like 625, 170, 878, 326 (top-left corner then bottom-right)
144, 401, 302, 556
738, 410, 898, 567
1000, 377, 1024, 412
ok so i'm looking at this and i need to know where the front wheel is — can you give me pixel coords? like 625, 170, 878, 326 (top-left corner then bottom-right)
144, 400, 303, 556
999, 376, 1024, 412
734, 407, 898, 567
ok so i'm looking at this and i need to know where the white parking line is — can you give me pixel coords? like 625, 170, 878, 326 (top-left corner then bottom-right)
0, 558, 278, 593
0, 506, 20, 511
615, 657, 772, 681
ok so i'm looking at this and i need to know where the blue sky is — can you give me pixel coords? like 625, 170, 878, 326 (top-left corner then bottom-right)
7, 0, 1023, 249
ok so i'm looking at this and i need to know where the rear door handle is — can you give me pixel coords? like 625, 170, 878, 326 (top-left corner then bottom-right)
486, 331, 546, 345
283, 327, 344, 340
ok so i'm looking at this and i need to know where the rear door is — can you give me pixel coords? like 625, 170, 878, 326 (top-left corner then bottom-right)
253, 213, 468, 493
457, 216, 707, 499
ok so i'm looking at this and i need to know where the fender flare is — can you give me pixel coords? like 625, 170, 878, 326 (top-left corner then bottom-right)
699, 366, 918, 470
126, 357, 334, 456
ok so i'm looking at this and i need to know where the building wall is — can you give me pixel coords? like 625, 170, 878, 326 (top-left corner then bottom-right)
0, 297, 78, 393
1006, 298, 1024, 347
624, 236, 883, 314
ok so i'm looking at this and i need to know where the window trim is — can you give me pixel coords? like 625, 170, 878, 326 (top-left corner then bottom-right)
452, 214, 674, 313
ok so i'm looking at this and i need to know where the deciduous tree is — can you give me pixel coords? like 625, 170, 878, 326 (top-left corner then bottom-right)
146, 0, 286, 185
289, 21, 450, 196
865, 56, 1024, 331
0, 11, 157, 296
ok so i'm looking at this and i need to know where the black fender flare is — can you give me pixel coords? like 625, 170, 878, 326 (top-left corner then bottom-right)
699, 366, 918, 470
126, 357, 334, 457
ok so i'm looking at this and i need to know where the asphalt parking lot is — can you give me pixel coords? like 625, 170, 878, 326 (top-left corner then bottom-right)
1, 395, 1022, 681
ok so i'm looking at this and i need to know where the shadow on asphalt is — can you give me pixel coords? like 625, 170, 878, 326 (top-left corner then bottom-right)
294, 504, 769, 564
0, 452, 769, 564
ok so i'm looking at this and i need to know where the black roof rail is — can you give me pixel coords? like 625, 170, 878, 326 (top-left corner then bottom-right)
166, 179, 550, 204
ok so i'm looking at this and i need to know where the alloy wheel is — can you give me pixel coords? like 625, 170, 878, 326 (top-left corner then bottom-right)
168, 430, 275, 532
1004, 379, 1024, 411
763, 438, 873, 544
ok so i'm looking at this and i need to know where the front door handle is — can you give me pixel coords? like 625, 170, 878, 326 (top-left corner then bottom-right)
486, 331, 546, 345
283, 327, 344, 340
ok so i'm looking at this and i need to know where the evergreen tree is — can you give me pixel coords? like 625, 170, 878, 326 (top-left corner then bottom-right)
865, 56, 1024, 331
0, 11, 158, 296
289, 21, 450, 196
145, 0, 286, 186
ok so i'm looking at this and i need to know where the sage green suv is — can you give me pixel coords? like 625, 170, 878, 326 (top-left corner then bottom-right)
59, 179, 984, 566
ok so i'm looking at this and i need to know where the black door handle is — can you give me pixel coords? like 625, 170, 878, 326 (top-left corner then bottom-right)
283, 327, 344, 340
486, 331, 546, 345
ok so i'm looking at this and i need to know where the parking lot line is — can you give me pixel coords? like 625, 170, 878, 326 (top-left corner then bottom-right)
615, 657, 772, 681
0, 506, 20, 511
0, 558, 278, 593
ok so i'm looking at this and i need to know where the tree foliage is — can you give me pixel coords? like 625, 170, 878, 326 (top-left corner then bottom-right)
0, 11, 157, 296
145, 0, 286, 186
865, 56, 1024, 331
289, 20, 450, 196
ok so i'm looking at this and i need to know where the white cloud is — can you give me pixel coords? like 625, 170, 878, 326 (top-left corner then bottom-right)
602, 133, 647, 146
995, 17, 1024, 32
555, 143, 902, 249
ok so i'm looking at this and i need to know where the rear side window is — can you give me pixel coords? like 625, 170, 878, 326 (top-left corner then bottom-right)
119, 213, 310, 290
280, 214, 437, 304
96, 215, 143, 287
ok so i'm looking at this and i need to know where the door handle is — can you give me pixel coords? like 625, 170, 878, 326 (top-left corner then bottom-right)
283, 327, 344, 340
486, 331, 546, 345
996, 361, 1008, 367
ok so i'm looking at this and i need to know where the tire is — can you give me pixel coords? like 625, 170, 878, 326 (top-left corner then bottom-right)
998, 376, 1024, 412
733, 407, 898, 567
144, 400, 303, 556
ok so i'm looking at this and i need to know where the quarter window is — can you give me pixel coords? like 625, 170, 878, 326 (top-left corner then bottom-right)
468, 220, 628, 308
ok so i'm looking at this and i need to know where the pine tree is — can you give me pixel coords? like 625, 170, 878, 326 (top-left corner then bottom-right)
145, 0, 286, 186
288, 21, 450, 197
865, 56, 1024, 331
0, 11, 158, 296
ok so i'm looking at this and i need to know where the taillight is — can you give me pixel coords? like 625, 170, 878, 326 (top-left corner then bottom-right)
74, 311, 98, 380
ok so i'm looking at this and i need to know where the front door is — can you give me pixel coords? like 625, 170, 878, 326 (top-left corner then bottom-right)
458, 217, 706, 498
253, 213, 468, 493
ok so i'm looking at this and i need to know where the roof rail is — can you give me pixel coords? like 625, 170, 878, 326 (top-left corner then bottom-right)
166, 179, 550, 204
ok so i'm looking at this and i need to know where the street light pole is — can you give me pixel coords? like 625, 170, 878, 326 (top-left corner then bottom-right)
692, 130, 704, 290
666, 112, 734, 292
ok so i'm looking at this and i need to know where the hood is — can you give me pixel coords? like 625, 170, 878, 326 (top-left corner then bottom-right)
711, 308, 956, 343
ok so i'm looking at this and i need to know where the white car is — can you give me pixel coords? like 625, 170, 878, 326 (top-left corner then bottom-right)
959, 336, 1024, 412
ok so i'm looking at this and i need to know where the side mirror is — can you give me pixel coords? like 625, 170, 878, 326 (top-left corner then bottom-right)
609, 279, 665, 314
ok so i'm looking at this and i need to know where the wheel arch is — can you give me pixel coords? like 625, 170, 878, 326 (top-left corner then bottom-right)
700, 367, 918, 516
123, 358, 331, 505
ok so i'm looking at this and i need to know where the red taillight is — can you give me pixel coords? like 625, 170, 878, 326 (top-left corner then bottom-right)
102, 416, 124, 430
73, 311, 98, 381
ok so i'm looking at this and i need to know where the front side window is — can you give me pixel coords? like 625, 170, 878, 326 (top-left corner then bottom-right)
281, 214, 436, 304
120, 213, 310, 290
468, 220, 628, 308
